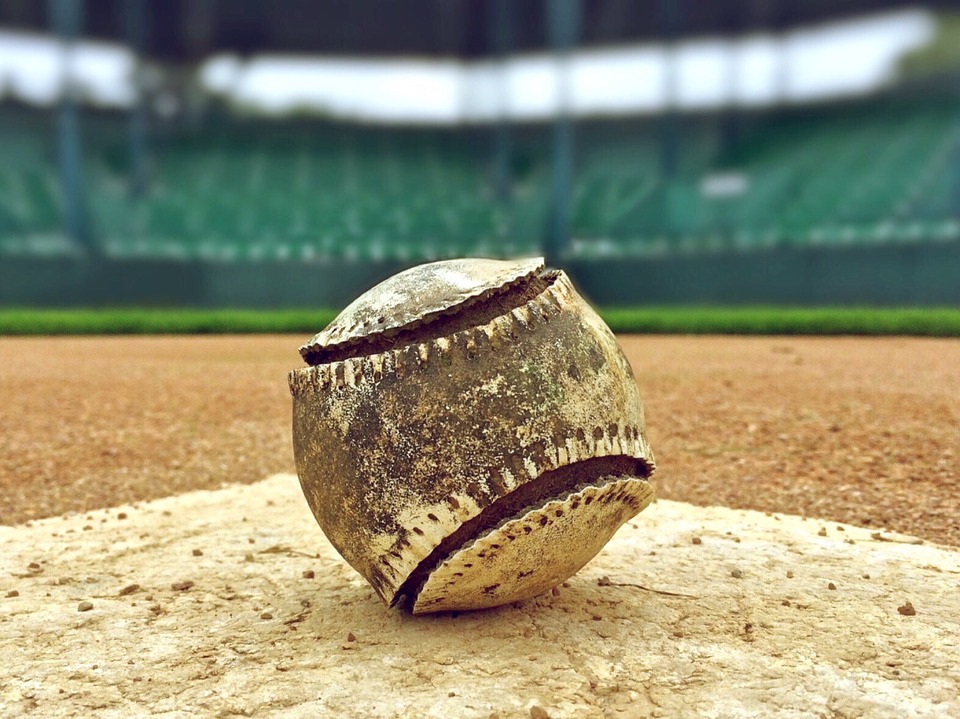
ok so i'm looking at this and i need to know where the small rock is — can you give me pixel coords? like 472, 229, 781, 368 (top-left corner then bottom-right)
447, 691, 456, 697
77, 601, 93, 612
828, 582, 837, 590
171, 580, 194, 591
5, 590, 19, 598
817, 528, 827, 537
260, 611, 273, 620
591, 614, 602, 621
597, 576, 611, 586
731, 569, 743, 579
244, 553, 255, 562
786, 571, 794, 579
782, 600, 791, 606
117, 513, 128, 520
302, 570, 315, 579
530, 706, 550, 719
863, 573, 871, 579
346, 632, 356, 642
691, 536, 702, 545
897, 601, 916, 616
119, 583, 140, 596
192, 549, 203, 557
551, 587, 560, 597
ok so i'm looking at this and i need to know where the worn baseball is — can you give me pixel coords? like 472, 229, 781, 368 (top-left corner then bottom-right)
289, 257, 655, 613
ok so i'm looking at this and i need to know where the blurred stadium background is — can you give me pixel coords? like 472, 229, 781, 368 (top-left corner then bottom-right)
1, 0, 959, 310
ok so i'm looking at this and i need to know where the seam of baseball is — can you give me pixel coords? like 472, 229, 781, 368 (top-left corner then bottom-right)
288, 272, 575, 396
358, 421, 655, 601
299, 268, 558, 365
412, 476, 655, 612
392, 459, 653, 610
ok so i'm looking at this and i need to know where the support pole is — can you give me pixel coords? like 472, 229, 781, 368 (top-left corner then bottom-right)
50, 0, 94, 254
490, 0, 513, 205
546, 0, 581, 262
657, 0, 680, 180
125, 0, 148, 198
656, 0, 681, 239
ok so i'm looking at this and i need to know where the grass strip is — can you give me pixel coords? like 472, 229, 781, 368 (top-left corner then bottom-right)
0, 307, 959, 336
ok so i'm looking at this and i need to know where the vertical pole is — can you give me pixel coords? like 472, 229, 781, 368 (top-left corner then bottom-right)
546, 0, 580, 262
657, 0, 679, 181
491, 0, 512, 205
656, 0, 681, 241
50, 0, 94, 254
125, 0, 148, 198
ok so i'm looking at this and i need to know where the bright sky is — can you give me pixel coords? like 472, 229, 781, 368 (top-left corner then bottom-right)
0, 8, 935, 122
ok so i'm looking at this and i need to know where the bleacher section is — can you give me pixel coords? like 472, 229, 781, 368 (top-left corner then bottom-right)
0, 111, 77, 257
570, 101, 960, 258
1, 99, 958, 263
86, 123, 548, 263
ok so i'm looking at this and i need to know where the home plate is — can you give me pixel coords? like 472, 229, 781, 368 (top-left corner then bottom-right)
1, 475, 958, 718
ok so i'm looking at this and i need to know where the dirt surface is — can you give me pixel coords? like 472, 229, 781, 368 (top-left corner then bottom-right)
1, 335, 958, 544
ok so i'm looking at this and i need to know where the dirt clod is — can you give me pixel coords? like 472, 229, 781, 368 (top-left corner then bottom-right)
77, 601, 93, 612
192, 549, 203, 557
731, 569, 743, 579
302, 570, 315, 579
691, 536, 702, 544
897, 601, 916, 616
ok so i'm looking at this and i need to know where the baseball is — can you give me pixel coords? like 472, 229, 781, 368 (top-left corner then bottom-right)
288, 257, 655, 613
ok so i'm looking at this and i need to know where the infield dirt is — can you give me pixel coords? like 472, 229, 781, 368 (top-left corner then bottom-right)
1, 335, 957, 544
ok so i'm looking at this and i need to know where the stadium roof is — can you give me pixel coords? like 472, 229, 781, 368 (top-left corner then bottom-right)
0, 0, 957, 59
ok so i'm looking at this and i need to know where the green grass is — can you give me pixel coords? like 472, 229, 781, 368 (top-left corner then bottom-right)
0, 309, 339, 336
1, 307, 959, 337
